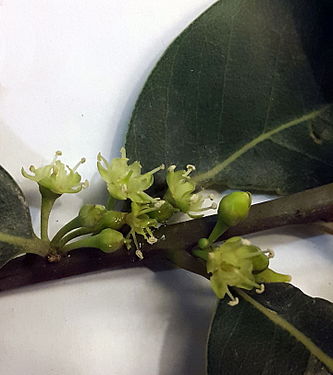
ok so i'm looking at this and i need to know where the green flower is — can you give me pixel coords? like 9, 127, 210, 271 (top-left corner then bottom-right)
22, 151, 88, 195
125, 201, 161, 258
97, 148, 164, 204
207, 237, 291, 305
164, 165, 216, 218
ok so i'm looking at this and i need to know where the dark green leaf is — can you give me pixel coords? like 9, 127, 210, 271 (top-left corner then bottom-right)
208, 283, 333, 375
0, 166, 34, 267
126, 0, 333, 194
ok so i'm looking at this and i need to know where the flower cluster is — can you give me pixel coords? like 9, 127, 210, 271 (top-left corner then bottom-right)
164, 165, 216, 218
22, 151, 88, 196
207, 237, 291, 305
97, 148, 164, 204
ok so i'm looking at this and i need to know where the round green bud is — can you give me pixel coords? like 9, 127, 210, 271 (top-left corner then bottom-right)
218, 192, 252, 227
148, 201, 176, 223
79, 204, 106, 228
198, 238, 210, 249
93, 228, 124, 253
100, 210, 127, 230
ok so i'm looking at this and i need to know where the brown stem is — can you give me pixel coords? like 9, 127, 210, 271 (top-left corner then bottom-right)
0, 183, 332, 293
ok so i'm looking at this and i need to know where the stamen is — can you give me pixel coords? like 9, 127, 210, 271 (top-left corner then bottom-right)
135, 249, 144, 259
241, 239, 251, 246
147, 236, 157, 245
186, 164, 196, 172
183, 164, 196, 177
208, 193, 215, 200
73, 157, 86, 172
226, 288, 239, 306
120, 147, 127, 159
192, 201, 217, 212
228, 297, 239, 306
263, 249, 275, 258
131, 231, 139, 250
190, 194, 199, 203
150, 164, 165, 174
124, 237, 131, 250
154, 200, 165, 209
168, 165, 176, 172
255, 284, 265, 294
52, 151, 62, 164
29, 165, 36, 172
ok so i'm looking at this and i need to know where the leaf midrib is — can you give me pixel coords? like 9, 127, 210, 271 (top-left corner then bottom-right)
236, 288, 333, 372
194, 106, 329, 183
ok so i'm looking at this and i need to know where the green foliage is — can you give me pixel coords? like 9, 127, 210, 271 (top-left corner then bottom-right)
208, 284, 333, 374
126, 0, 333, 194
0, 166, 36, 267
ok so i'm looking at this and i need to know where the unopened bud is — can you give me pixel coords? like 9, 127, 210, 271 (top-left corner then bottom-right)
218, 192, 252, 227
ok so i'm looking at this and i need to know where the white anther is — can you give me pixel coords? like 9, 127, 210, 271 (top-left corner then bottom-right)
228, 297, 239, 306
135, 249, 144, 260
147, 236, 157, 245
209, 193, 215, 200
210, 202, 218, 210
255, 284, 265, 294
168, 165, 176, 172
265, 249, 275, 258
241, 239, 251, 246
186, 164, 196, 172
154, 200, 165, 208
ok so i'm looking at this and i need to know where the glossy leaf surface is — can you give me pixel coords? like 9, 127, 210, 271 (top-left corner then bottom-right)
126, 0, 333, 193
208, 283, 333, 374
0, 166, 34, 267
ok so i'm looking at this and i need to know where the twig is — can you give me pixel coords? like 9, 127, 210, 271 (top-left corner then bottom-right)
0, 183, 332, 293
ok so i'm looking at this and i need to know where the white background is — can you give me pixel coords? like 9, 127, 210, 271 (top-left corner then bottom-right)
0, 1, 332, 374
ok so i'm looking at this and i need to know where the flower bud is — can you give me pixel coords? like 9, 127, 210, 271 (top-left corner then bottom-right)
89, 228, 124, 253
100, 210, 127, 230
79, 204, 107, 229
218, 192, 251, 227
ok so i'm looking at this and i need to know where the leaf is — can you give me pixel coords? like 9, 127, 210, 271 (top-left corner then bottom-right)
0, 166, 35, 268
207, 283, 333, 375
126, 0, 333, 194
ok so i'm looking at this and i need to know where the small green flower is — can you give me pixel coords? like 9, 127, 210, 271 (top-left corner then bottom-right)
207, 237, 290, 305
97, 148, 164, 204
164, 165, 215, 218
125, 201, 161, 258
22, 151, 88, 195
